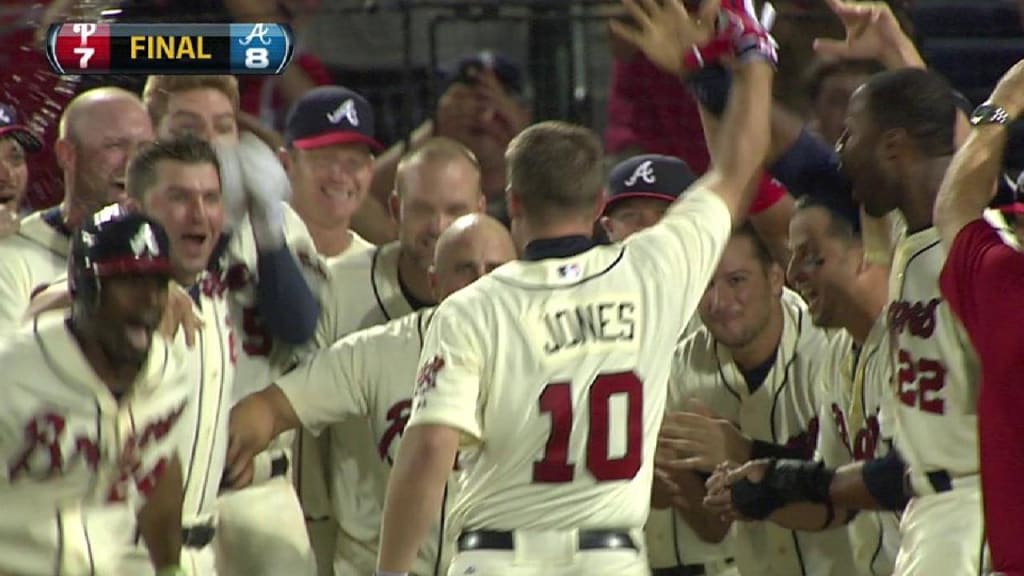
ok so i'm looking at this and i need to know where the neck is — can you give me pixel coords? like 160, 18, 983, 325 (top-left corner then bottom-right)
293, 207, 353, 258
69, 319, 141, 396
397, 250, 436, 306
515, 218, 595, 254
898, 156, 951, 233
731, 302, 785, 371
842, 265, 889, 344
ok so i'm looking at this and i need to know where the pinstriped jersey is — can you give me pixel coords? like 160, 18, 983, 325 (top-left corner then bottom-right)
280, 308, 456, 576
0, 210, 69, 335
409, 187, 731, 535
0, 312, 191, 575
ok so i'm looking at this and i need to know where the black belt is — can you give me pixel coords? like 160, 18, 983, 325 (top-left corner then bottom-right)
927, 470, 952, 493
457, 530, 637, 552
182, 523, 215, 549
270, 454, 289, 478
653, 566, 705, 576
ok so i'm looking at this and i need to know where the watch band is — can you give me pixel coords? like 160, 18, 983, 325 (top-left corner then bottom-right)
970, 103, 1011, 127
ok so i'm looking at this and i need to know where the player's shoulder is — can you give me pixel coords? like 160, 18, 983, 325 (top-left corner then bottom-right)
487, 244, 628, 290
675, 324, 720, 374
338, 306, 431, 349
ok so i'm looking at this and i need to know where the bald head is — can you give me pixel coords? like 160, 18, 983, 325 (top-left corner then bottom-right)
431, 213, 516, 301
55, 87, 155, 225
59, 87, 149, 142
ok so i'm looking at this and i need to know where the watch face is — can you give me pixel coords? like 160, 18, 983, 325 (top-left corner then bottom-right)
973, 105, 1009, 126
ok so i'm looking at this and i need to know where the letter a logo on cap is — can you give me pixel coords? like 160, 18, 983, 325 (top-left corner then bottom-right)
130, 224, 161, 258
624, 160, 657, 187
327, 99, 359, 126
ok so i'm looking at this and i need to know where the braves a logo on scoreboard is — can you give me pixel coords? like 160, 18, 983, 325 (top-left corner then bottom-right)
230, 23, 293, 75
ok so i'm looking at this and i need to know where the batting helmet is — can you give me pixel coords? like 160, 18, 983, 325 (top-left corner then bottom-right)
69, 204, 173, 304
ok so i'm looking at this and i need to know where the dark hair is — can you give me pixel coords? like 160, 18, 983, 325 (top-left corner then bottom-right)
863, 68, 957, 157
127, 135, 220, 199
805, 59, 883, 103
733, 222, 775, 271
794, 195, 861, 239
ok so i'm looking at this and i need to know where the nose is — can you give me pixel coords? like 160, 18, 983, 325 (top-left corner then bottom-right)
786, 258, 805, 287
187, 193, 207, 222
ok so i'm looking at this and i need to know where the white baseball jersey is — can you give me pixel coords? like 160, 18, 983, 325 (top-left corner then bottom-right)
671, 289, 858, 576
302, 240, 416, 573
816, 320, 901, 575
408, 186, 731, 538
0, 210, 69, 335
0, 312, 191, 576
886, 227, 979, 487
279, 307, 456, 576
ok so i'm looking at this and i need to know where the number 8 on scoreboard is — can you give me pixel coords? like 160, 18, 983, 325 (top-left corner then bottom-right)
230, 23, 292, 74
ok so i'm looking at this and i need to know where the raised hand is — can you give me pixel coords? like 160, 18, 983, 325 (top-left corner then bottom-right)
813, 0, 922, 68
988, 58, 1024, 119
609, 0, 721, 75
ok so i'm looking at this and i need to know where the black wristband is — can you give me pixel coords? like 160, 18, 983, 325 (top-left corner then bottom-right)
820, 500, 835, 530
731, 476, 786, 520
766, 459, 835, 504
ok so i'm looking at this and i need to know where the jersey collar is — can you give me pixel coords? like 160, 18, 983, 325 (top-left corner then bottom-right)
522, 235, 595, 262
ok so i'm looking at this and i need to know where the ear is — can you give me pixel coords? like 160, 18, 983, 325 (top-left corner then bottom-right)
599, 216, 615, 240
768, 261, 786, 297
388, 190, 401, 223
278, 147, 293, 173
54, 138, 75, 173
880, 129, 906, 164
506, 187, 521, 221
428, 265, 440, 301
122, 196, 143, 213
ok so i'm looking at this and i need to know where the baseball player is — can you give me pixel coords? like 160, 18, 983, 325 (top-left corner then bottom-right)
0, 103, 40, 237
659, 225, 857, 576
704, 68, 985, 576
111, 136, 237, 575
374, 1, 777, 572
0, 87, 154, 334
226, 213, 516, 575
599, 153, 739, 575
276, 135, 484, 575
787, 196, 900, 574
0, 207, 190, 575
140, 74, 324, 576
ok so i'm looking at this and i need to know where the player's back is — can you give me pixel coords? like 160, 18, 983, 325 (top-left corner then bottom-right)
421, 187, 733, 535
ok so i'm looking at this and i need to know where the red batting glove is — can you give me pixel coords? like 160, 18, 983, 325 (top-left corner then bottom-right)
682, 0, 779, 72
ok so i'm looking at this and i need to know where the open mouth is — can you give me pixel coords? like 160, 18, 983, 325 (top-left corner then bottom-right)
181, 232, 208, 249
123, 320, 153, 350
322, 186, 357, 201
0, 193, 14, 206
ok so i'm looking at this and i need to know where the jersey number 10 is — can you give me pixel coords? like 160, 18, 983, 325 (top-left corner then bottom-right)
533, 371, 642, 483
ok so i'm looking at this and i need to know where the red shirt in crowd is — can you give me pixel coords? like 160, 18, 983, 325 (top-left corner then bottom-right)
605, 53, 786, 214
938, 218, 1024, 576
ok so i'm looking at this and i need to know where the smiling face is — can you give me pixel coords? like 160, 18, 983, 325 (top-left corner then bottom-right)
838, 86, 904, 218
786, 205, 862, 329
0, 137, 27, 212
138, 160, 224, 285
91, 273, 169, 367
698, 233, 783, 349
287, 143, 374, 230
394, 154, 484, 272
600, 197, 672, 242
65, 99, 154, 209
156, 87, 239, 146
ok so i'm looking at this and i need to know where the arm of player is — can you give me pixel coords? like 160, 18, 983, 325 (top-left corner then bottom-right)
935, 59, 1024, 246
377, 424, 460, 572
665, 466, 732, 543
138, 455, 184, 572
704, 452, 909, 529
225, 385, 301, 488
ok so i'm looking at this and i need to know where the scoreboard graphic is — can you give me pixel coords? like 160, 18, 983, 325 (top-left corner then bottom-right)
46, 23, 294, 75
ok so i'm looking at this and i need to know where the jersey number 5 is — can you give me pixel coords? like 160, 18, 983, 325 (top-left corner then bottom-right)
533, 371, 642, 483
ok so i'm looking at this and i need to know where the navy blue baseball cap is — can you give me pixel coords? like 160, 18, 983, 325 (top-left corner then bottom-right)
0, 104, 42, 153
285, 86, 383, 152
604, 155, 697, 215
444, 51, 524, 96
